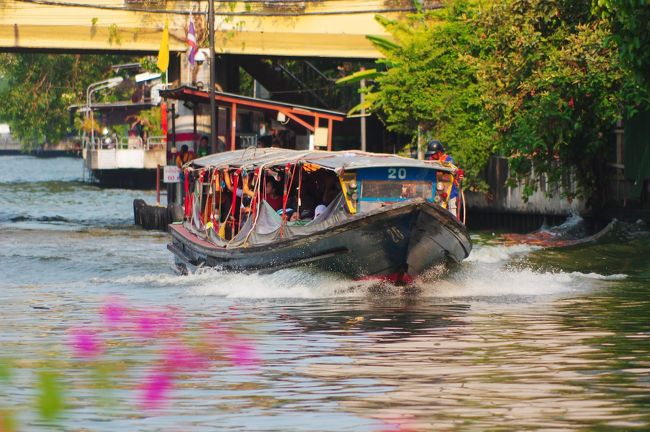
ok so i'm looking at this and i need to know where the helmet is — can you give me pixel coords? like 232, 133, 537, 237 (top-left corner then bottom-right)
425, 140, 444, 157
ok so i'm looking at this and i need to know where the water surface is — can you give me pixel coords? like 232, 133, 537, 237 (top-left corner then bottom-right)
1, 156, 649, 431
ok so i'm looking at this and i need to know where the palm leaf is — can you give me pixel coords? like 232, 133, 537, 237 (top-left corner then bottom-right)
335, 68, 381, 85
366, 35, 400, 54
346, 98, 376, 116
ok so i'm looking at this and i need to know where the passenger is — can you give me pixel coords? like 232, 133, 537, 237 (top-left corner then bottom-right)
130, 118, 148, 144
425, 140, 464, 215
176, 144, 196, 168
264, 177, 283, 212
222, 169, 252, 235
197, 135, 210, 157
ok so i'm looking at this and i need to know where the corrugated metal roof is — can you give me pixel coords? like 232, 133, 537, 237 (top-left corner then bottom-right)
190, 148, 455, 173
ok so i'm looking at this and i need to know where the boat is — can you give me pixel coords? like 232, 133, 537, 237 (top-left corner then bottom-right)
71, 72, 167, 189
167, 148, 472, 283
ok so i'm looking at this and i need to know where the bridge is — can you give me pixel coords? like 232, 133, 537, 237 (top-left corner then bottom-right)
0, 0, 428, 58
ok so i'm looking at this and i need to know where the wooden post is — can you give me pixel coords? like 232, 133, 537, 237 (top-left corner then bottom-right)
417, 123, 425, 160
327, 118, 333, 151
156, 164, 161, 205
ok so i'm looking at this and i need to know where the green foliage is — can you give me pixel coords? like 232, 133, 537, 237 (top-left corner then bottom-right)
138, 106, 163, 137
593, 0, 650, 92
0, 53, 136, 150
478, 0, 644, 201
339, 0, 647, 200
350, 0, 495, 190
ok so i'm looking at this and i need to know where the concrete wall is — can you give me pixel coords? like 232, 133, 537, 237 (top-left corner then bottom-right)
466, 156, 586, 217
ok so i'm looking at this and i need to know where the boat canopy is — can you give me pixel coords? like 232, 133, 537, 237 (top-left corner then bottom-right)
189, 148, 455, 173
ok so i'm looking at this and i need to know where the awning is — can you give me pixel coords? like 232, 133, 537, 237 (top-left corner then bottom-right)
159, 86, 345, 121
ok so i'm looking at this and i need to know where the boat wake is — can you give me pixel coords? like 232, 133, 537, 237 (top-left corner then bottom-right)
95, 216, 638, 301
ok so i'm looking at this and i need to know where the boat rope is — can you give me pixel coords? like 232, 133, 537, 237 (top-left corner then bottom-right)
230, 169, 241, 239
183, 168, 191, 219
296, 163, 303, 218
279, 162, 299, 238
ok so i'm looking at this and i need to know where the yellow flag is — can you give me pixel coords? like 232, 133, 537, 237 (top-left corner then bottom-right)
157, 21, 169, 72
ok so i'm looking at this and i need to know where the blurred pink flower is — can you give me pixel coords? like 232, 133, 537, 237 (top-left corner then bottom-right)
132, 308, 183, 339
226, 339, 259, 368
139, 369, 173, 410
69, 328, 103, 359
101, 296, 127, 327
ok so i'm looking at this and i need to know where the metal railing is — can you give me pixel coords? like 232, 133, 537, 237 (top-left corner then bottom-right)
83, 135, 166, 151
146, 136, 166, 150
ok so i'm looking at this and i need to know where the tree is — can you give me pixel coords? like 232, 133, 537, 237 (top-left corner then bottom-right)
593, 0, 650, 93
339, 1, 495, 191
477, 0, 645, 203
0, 53, 134, 150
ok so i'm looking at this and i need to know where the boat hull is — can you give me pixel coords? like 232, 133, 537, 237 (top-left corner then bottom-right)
92, 168, 159, 189
168, 200, 471, 281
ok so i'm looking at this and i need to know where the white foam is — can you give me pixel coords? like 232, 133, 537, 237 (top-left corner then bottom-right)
427, 266, 577, 298
416, 243, 626, 299
186, 268, 376, 299
94, 243, 626, 301
466, 243, 539, 264
569, 272, 627, 281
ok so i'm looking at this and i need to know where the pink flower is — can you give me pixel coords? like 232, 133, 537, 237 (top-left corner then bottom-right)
69, 328, 103, 359
101, 296, 127, 327
138, 369, 173, 410
132, 308, 183, 339
226, 339, 259, 368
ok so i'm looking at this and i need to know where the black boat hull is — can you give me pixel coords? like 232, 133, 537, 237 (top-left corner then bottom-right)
92, 168, 159, 189
168, 200, 471, 281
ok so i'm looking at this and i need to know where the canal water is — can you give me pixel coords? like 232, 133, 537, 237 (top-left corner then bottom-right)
1, 155, 649, 431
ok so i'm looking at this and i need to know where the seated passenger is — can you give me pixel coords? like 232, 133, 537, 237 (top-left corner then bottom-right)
264, 178, 283, 212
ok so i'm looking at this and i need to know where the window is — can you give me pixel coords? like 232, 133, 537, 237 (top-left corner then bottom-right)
361, 180, 433, 201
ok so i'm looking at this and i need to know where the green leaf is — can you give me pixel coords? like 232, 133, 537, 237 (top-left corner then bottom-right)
36, 370, 64, 421
346, 98, 376, 116
366, 35, 400, 53
0, 358, 11, 383
335, 68, 380, 85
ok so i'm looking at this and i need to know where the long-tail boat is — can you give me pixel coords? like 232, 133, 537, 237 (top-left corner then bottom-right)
168, 148, 471, 283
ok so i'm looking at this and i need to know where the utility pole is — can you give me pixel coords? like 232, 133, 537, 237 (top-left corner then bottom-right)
208, 0, 217, 153
360, 67, 367, 152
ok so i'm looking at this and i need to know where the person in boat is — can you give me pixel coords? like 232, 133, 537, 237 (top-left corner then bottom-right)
176, 144, 196, 168
425, 140, 464, 216
197, 136, 210, 158
264, 176, 283, 212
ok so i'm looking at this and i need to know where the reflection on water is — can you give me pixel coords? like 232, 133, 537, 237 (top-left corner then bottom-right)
1, 156, 650, 430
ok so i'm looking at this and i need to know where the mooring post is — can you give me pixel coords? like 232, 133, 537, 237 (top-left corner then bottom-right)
156, 164, 161, 205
